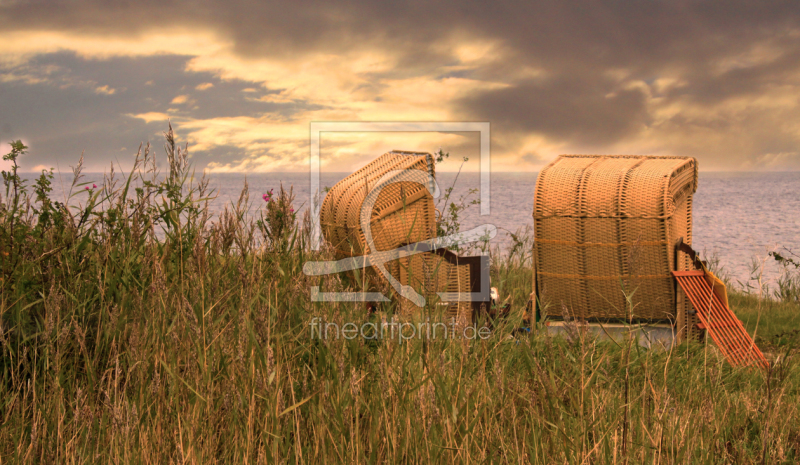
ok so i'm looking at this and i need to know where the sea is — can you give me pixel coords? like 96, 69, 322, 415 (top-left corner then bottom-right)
50, 171, 800, 289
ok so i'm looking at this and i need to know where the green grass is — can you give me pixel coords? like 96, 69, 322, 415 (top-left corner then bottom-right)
1, 130, 799, 463
731, 291, 800, 353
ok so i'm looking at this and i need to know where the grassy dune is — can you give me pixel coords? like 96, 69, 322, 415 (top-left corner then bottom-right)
1, 131, 799, 463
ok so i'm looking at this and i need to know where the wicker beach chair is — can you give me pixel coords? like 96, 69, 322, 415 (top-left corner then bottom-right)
532, 155, 701, 340
320, 151, 487, 319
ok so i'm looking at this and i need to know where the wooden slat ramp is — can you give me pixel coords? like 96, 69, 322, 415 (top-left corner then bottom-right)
673, 271, 768, 368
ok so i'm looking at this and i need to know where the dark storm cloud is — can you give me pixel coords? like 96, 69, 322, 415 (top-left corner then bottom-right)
0, 52, 321, 170
6, 1, 792, 72
1, 1, 800, 169
664, 46, 800, 105
444, 2, 800, 148
458, 76, 649, 146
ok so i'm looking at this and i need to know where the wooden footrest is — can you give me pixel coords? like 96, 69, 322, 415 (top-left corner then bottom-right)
673, 271, 767, 368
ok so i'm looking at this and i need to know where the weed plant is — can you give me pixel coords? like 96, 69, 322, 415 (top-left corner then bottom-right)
1, 128, 799, 463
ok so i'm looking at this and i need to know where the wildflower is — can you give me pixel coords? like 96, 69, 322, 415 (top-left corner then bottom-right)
92, 184, 97, 189
289, 208, 294, 213
85, 186, 89, 190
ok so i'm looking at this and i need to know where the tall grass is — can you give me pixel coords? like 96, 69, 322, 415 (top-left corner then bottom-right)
1, 128, 799, 463
704, 249, 800, 353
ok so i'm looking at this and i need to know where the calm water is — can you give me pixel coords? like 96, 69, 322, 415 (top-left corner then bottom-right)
53, 171, 800, 288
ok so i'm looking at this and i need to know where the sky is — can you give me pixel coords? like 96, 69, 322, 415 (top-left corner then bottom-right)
1, 1, 800, 173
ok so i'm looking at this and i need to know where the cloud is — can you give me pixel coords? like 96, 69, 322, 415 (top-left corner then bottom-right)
0, 1, 799, 171
127, 112, 170, 124
0, 52, 274, 171
458, 76, 650, 146
94, 84, 115, 94
170, 94, 189, 104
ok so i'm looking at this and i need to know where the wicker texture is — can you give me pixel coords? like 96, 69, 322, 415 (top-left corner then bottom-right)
397, 252, 472, 318
533, 155, 698, 325
320, 151, 471, 318
320, 151, 436, 256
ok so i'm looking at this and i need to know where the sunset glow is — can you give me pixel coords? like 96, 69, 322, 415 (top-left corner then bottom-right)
1, 2, 799, 172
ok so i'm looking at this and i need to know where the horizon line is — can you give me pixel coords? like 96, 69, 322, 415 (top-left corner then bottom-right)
16, 169, 800, 174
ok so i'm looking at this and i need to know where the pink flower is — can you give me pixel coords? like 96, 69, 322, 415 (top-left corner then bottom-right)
92, 184, 97, 189
85, 186, 89, 190
289, 208, 294, 213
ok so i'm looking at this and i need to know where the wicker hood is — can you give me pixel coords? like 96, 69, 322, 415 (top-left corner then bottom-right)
533, 155, 699, 329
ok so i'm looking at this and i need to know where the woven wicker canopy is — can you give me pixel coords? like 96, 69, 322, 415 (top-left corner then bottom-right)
320, 151, 479, 317
321, 151, 436, 256
532, 155, 699, 333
